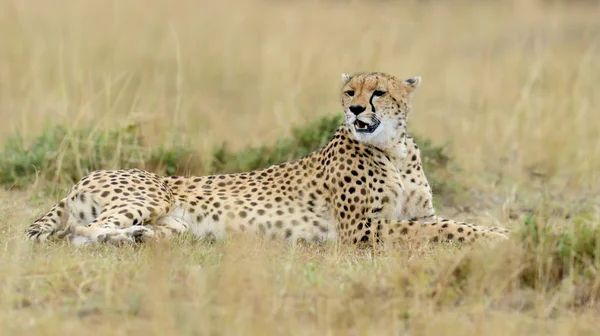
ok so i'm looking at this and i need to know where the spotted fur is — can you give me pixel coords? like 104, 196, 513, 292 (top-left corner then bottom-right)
26, 72, 509, 246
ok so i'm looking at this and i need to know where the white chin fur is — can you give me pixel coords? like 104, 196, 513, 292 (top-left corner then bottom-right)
352, 123, 384, 142
349, 117, 387, 145
345, 113, 382, 140
349, 118, 407, 160
346, 112, 396, 146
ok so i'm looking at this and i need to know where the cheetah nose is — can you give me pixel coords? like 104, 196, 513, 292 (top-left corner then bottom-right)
349, 105, 366, 115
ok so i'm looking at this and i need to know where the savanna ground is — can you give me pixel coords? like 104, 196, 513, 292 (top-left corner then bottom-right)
1, 0, 600, 334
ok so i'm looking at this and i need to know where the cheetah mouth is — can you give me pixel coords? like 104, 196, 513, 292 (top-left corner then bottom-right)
354, 118, 380, 133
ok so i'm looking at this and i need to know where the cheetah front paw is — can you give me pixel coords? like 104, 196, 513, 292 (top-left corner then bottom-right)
96, 226, 155, 246
123, 226, 156, 243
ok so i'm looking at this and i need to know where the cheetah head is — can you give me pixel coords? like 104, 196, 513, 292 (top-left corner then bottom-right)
340, 72, 421, 153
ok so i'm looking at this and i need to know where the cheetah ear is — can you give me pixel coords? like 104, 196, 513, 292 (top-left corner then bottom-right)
341, 73, 352, 84
403, 76, 422, 93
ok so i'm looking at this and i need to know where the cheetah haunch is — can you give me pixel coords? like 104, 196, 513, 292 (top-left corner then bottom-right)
27, 72, 509, 246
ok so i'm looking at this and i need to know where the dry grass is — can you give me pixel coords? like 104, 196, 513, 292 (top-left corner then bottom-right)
1, 0, 600, 334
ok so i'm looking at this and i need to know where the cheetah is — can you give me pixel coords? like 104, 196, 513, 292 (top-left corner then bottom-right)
26, 72, 509, 247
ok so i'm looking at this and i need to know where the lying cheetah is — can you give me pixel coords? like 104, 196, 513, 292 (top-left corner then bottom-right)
26, 72, 509, 246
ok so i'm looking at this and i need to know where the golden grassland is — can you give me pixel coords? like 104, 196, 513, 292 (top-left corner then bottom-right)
1, 0, 600, 334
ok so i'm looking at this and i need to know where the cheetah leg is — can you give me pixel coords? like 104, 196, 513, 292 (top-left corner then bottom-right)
72, 210, 155, 246
374, 218, 509, 245
436, 216, 510, 237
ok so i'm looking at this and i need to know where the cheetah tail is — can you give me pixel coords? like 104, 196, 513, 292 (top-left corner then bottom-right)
26, 198, 70, 242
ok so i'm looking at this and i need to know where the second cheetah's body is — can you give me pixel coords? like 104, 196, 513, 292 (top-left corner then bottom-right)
27, 72, 509, 246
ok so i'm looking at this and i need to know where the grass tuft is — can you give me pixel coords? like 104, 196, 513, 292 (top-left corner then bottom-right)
0, 123, 189, 189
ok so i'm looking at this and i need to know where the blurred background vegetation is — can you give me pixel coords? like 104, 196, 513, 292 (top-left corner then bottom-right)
0, 114, 455, 199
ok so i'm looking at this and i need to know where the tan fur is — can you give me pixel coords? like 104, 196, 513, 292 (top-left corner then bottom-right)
27, 72, 509, 246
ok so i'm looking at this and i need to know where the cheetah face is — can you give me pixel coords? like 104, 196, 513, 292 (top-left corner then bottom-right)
340, 72, 421, 150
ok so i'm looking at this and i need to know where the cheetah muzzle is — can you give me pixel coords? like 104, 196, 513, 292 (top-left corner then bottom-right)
27, 71, 510, 247
354, 116, 380, 133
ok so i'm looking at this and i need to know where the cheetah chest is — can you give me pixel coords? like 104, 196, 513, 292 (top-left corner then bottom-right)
367, 162, 406, 221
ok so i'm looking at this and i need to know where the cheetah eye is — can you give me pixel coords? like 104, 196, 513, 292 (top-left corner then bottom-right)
345, 90, 355, 97
373, 90, 386, 97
